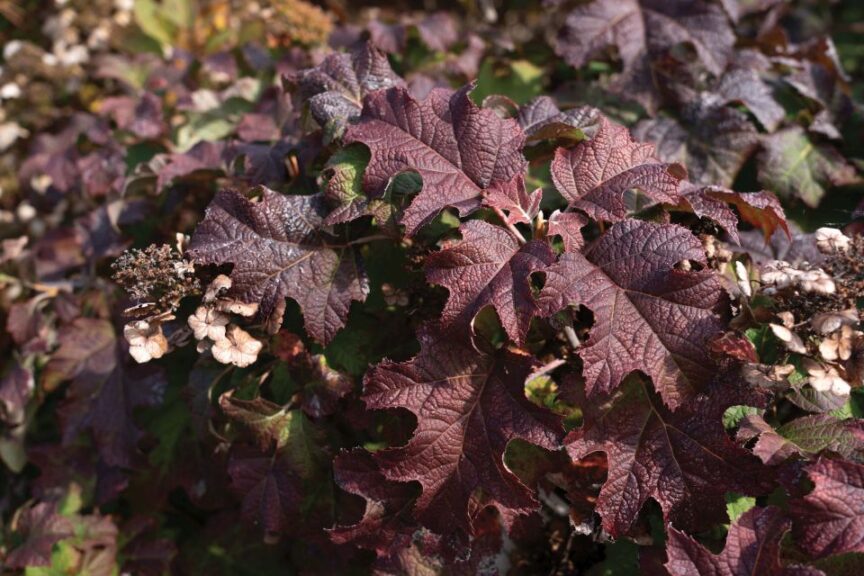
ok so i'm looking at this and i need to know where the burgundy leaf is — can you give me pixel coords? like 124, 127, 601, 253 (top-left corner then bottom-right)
517, 96, 602, 143
539, 220, 727, 408
345, 84, 527, 235
715, 67, 785, 133
187, 188, 369, 343
152, 141, 229, 192
227, 444, 303, 539
482, 175, 542, 226
425, 220, 555, 345
41, 318, 117, 391
330, 449, 418, 557
546, 210, 588, 252
737, 414, 804, 466
790, 458, 864, 558
737, 223, 824, 268
554, 0, 735, 111
415, 13, 460, 53
551, 117, 685, 222
666, 506, 816, 576
678, 183, 789, 244
568, 377, 770, 536
363, 324, 563, 543
298, 41, 404, 137
5, 502, 74, 568
100, 93, 165, 139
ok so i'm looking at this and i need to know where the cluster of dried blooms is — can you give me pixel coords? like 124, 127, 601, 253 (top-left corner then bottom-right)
1, 1, 863, 575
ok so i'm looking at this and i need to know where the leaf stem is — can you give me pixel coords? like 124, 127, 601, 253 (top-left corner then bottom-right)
529, 358, 566, 381
563, 325, 581, 350
346, 234, 393, 246
492, 206, 527, 245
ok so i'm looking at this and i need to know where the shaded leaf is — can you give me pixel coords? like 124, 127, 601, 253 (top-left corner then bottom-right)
568, 376, 770, 536
633, 105, 759, 188
363, 324, 563, 543
758, 127, 858, 207
666, 506, 817, 576
330, 449, 418, 557
298, 41, 404, 139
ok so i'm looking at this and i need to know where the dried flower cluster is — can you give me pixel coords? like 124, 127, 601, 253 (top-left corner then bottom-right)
111, 244, 200, 317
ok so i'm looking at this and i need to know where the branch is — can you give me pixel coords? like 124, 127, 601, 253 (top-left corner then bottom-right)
491, 205, 527, 245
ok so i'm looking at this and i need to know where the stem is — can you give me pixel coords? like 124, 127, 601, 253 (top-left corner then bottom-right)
563, 325, 581, 350
346, 234, 392, 246
528, 358, 566, 381
492, 206, 527, 245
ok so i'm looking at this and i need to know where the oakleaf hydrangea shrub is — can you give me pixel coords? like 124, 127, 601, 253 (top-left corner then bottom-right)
1, 1, 863, 574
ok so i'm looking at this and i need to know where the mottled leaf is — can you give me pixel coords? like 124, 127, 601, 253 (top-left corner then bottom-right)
777, 415, 864, 461
758, 127, 858, 207
5, 502, 74, 568
516, 96, 602, 142
678, 183, 789, 244
345, 84, 527, 235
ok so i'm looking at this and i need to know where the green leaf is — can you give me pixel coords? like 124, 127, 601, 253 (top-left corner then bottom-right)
473, 59, 545, 105
133, 0, 177, 47
758, 126, 859, 207
219, 393, 293, 450
723, 405, 761, 430
725, 493, 756, 523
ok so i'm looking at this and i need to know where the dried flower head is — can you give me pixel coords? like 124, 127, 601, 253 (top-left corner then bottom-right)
761, 260, 836, 296
214, 299, 259, 317
806, 361, 851, 397
770, 323, 807, 354
811, 308, 860, 334
819, 325, 856, 362
204, 274, 232, 303
113, 244, 200, 316
188, 306, 229, 341
815, 227, 851, 254
734, 261, 752, 298
211, 325, 263, 368
124, 319, 169, 363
